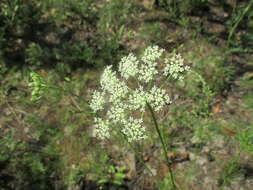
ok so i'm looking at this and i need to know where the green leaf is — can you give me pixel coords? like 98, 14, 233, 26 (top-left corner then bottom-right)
113, 179, 122, 185
98, 179, 108, 184
64, 77, 71, 82
115, 173, 125, 179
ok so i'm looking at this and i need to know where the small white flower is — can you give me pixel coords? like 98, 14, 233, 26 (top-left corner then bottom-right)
100, 65, 129, 102
108, 103, 127, 123
109, 80, 129, 103
141, 45, 165, 63
138, 63, 158, 83
100, 65, 118, 92
93, 118, 110, 140
138, 46, 164, 83
128, 86, 148, 112
90, 90, 106, 112
147, 86, 171, 111
119, 53, 139, 79
163, 53, 190, 80
121, 117, 147, 142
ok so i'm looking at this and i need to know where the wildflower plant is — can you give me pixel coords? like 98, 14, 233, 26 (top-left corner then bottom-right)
90, 46, 190, 189
90, 46, 189, 142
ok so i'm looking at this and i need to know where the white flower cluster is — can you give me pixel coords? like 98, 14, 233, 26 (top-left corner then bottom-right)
138, 61, 158, 83
90, 46, 190, 142
100, 65, 128, 103
141, 45, 165, 63
121, 117, 147, 142
138, 45, 164, 83
129, 86, 149, 112
93, 118, 110, 140
119, 53, 139, 79
147, 86, 171, 112
128, 86, 171, 112
163, 53, 190, 81
90, 90, 105, 112
108, 103, 127, 124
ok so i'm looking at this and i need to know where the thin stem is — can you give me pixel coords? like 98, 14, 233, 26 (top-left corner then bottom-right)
147, 102, 177, 190
47, 84, 90, 105
160, 74, 172, 89
47, 85, 83, 99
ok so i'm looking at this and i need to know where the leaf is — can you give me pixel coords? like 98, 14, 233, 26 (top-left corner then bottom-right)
217, 153, 232, 159
223, 127, 237, 136
115, 172, 125, 179
98, 179, 108, 184
109, 165, 116, 173
213, 103, 222, 113
64, 77, 71, 82
113, 179, 122, 185
117, 25, 125, 38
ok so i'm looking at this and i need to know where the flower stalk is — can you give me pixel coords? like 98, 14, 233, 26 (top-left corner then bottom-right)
147, 102, 177, 190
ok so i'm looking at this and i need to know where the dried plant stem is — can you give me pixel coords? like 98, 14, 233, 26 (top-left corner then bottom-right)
147, 102, 177, 190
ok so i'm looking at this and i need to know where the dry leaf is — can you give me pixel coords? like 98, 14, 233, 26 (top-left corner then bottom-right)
213, 103, 222, 113
217, 153, 232, 159
223, 127, 237, 136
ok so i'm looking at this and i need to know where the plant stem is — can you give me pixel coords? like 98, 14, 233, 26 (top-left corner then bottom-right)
147, 102, 177, 190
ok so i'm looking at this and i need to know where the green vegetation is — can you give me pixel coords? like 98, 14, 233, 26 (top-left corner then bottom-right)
1, 0, 253, 189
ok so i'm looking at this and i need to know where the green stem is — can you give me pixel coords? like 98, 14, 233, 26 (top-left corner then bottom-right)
147, 102, 177, 190
45, 85, 97, 115
47, 85, 82, 99
160, 74, 172, 89
47, 85, 89, 105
